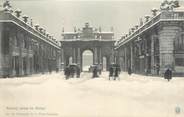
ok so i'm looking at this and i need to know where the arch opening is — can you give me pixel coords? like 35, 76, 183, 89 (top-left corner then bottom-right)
69, 56, 73, 65
102, 56, 107, 71
82, 50, 93, 71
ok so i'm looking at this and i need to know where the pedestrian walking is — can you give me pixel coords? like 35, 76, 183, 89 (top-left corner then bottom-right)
70, 66, 75, 78
128, 67, 132, 75
114, 66, 120, 80
156, 64, 160, 75
64, 66, 70, 80
98, 65, 102, 75
93, 66, 98, 78
76, 66, 81, 78
164, 68, 172, 81
109, 66, 114, 80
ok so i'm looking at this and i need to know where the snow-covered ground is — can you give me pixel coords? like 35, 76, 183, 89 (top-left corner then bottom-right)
0, 72, 184, 117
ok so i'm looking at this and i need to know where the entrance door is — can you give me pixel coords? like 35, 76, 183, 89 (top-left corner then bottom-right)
82, 50, 93, 71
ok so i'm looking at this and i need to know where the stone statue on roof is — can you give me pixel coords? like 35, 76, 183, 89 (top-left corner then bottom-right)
160, 0, 180, 10
3, 0, 12, 9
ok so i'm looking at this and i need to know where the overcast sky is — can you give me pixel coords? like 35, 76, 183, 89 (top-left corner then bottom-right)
1, 0, 184, 40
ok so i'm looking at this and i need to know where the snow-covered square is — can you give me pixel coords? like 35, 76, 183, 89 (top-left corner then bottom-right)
0, 72, 184, 117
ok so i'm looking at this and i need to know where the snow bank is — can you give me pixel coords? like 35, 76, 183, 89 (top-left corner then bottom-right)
0, 72, 184, 117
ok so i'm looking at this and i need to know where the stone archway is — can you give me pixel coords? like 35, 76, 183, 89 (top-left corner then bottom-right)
60, 23, 115, 71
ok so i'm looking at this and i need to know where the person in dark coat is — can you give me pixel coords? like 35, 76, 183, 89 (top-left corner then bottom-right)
156, 64, 160, 75
64, 66, 70, 80
98, 65, 102, 75
76, 66, 81, 78
128, 67, 132, 75
164, 68, 172, 81
114, 66, 120, 80
93, 66, 98, 78
109, 66, 114, 80
70, 66, 75, 78
56, 67, 59, 73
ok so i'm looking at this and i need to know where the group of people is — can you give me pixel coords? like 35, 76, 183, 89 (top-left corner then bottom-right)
64, 64, 173, 81
109, 64, 121, 80
92, 66, 99, 78
88, 64, 102, 78
64, 65, 81, 80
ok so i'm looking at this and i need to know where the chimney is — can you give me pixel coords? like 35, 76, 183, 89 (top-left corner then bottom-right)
145, 15, 150, 22
151, 8, 158, 16
34, 24, 39, 30
15, 9, 22, 18
22, 15, 29, 23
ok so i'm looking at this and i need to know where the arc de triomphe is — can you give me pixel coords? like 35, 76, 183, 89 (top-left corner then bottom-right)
60, 23, 115, 71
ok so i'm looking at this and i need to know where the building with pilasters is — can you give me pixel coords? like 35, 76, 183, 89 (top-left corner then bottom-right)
61, 23, 115, 71
115, 2, 184, 76
0, 2, 61, 77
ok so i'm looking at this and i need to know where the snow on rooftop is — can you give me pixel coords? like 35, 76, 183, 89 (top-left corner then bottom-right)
174, 6, 184, 12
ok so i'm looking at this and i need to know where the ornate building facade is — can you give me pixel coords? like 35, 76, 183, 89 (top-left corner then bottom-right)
115, 2, 184, 76
0, 3, 61, 77
61, 23, 115, 71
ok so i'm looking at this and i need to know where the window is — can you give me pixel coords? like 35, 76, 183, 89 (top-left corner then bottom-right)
22, 39, 26, 48
175, 58, 184, 66
14, 36, 18, 47
175, 34, 184, 51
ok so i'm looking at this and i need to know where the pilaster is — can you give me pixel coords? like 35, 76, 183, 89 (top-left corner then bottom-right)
159, 25, 181, 75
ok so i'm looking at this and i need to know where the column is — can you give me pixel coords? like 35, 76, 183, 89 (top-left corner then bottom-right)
94, 47, 98, 64
72, 47, 76, 63
110, 47, 114, 64
99, 47, 102, 71
124, 47, 127, 71
61, 48, 64, 70
0, 23, 2, 76
151, 35, 155, 74
77, 47, 81, 65
98, 47, 102, 65
18, 33, 23, 76
130, 43, 133, 71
